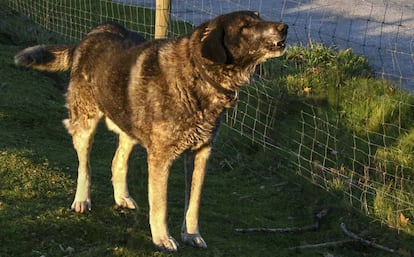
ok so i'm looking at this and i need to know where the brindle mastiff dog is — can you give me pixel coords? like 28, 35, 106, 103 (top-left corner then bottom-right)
15, 11, 288, 251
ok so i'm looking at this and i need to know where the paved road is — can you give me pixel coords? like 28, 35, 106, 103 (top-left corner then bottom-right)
120, 0, 414, 90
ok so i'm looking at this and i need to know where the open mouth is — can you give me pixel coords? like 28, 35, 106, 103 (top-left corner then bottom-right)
277, 40, 286, 49
267, 39, 286, 51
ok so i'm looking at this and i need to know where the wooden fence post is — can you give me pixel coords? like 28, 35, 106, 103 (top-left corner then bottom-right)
155, 0, 170, 39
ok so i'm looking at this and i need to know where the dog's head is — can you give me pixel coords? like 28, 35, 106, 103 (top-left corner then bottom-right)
200, 11, 288, 65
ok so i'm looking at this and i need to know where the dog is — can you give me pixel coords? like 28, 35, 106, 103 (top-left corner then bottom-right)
14, 11, 288, 251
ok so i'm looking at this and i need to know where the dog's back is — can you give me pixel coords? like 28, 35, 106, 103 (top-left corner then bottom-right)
14, 22, 146, 73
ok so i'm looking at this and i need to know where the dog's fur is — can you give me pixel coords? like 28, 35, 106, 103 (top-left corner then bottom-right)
15, 11, 288, 251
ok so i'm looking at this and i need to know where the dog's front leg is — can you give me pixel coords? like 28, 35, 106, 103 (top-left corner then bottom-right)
147, 153, 179, 251
181, 145, 210, 248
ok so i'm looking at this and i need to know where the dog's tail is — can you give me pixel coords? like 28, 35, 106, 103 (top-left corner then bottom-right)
14, 45, 74, 72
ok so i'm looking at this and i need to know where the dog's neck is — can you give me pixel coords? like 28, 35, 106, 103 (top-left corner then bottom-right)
193, 56, 239, 107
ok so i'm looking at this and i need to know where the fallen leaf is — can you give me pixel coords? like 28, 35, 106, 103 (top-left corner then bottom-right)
400, 212, 409, 226
303, 86, 312, 94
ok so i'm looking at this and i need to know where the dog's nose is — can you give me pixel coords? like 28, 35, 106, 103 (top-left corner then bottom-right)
277, 23, 288, 35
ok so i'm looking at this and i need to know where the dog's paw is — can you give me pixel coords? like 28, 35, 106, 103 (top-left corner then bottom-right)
153, 236, 179, 252
182, 232, 207, 248
71, 199, 91, 213
115, 196, 138, 210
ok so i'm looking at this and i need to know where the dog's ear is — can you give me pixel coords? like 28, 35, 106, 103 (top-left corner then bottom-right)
200, 25, 228, 64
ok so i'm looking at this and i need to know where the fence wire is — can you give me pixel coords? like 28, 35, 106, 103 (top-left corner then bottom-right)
5, 0, 414, 234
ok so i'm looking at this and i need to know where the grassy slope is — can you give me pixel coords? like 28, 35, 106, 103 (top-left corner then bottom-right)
1, 3, 413, 257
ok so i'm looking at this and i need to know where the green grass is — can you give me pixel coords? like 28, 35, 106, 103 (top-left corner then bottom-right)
1, 2, 414, 257
249, 44, 414, 232
247, 45, 414, 234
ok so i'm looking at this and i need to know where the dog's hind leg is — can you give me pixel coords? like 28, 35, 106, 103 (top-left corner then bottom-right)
181, 145, 210, 248
65, 115, 101, 213
64, 81, 102, 213
106, 118, 138, 210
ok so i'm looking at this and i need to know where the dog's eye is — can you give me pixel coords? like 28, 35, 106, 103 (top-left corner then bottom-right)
242, 17, 259, 29
242, 22, 253, 30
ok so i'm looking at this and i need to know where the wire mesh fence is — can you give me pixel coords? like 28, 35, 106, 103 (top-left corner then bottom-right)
5, 0, 414, 233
